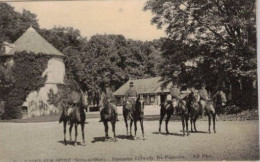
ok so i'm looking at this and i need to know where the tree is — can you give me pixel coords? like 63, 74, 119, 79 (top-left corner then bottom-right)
3, 52, 49, 119
0, 3, 39, 47
145, 0, 256, 107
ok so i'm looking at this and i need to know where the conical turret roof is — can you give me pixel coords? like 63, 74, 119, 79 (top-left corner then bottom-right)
6, 27, 64, 57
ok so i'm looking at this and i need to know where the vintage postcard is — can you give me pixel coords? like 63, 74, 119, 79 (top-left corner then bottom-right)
0, 0, 258, 161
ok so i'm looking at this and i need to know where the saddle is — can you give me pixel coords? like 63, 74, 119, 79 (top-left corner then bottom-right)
66, 106, 81, 123
124, 98, 136, 111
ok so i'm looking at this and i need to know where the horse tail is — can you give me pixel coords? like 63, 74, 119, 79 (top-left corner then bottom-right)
59, 109, 65, 123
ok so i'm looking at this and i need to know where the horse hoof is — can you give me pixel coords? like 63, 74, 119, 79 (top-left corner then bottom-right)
187, 133, 190, 136
114, 138, 118, 142
208, 131, 211, 134
191, 130, 194, 132
214, 130, 216, 133
166, 132, 169, 135
143, 137, 146, 140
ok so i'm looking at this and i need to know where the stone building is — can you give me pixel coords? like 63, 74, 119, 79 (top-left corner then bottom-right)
1, 27, 65, 118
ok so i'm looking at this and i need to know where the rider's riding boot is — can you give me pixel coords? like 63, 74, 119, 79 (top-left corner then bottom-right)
116, 113, 119, 121
173, 107, 177, 115
201, 109, 204, 117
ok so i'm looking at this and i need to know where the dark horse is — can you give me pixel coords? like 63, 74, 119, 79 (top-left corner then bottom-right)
59, 90, 86, 146
187, 91, 226, 134
159, 97, 190, 136
123, 96, 145, 140
100, 95, 118, 142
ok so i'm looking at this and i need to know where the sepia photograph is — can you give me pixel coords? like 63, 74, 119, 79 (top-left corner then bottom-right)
0, 0, 258, 161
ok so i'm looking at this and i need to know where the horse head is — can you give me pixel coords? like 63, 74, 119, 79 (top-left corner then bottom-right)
136, 95, 145, 114
217, 91, 227, 106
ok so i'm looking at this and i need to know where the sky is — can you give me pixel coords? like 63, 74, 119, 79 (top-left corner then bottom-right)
8, 0, 166, 41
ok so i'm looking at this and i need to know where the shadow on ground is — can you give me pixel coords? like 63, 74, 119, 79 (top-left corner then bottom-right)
152, 132, 183, 136
91, 137, 117, 143
189, 130, 208, 134
117, 135, 134, 140
58, 140, 83, 146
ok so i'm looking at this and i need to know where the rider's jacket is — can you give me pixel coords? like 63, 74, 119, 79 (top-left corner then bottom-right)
199, 88, 209, 101
170, 87, 181, 99
124, 87, 138, 99
100, 88, 115, 108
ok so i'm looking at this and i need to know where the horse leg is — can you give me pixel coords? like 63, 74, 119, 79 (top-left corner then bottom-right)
134, 120, 137, 140
213, 113, 216, 133
185, 115, 189, 136
74, 123, 78, 146
208, 114, 211, 134
159, 110, 165, 134
103, 121, 109, 140
124, 117, 129, 136
165, 113, 171, 134
140, 119, 145, 140
69, 122, 73, 142
190, 117, 194, 132
130, 120, 133, 137
181, 116, 185, 136
112, 122, 117, 142
194, 116, 198, 132
63, 121, 67, 145
81, 122, 85, 146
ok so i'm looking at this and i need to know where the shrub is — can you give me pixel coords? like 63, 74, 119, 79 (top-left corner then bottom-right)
224, 105, 242, 114
3, 51, 49, 119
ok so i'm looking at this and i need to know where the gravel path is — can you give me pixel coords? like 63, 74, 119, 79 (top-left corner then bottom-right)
0, 118, 258, 161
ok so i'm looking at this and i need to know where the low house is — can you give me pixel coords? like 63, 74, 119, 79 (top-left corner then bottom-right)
114, 77, 191, 106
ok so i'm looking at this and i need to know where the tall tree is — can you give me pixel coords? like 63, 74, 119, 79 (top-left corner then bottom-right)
145, 0, 256, 107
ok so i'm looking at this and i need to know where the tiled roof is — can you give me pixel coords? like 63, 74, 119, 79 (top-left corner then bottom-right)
4, 27, 63, 57
114, 77, 172, 96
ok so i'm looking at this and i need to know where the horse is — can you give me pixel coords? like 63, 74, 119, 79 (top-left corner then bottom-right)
129, 96, 145, 140
59, 90, 86, 146
187, 91, 225, 134
123, 97, 136, 136
158, 97, 190, 136
100, 95, 118, 142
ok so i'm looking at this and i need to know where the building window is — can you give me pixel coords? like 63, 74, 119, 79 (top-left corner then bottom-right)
150, 95, 155, 103
22, 106, 28, 113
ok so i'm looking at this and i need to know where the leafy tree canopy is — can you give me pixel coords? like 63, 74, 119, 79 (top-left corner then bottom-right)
145, 0, 256, 88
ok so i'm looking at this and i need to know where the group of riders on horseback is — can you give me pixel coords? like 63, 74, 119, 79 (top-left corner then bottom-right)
59, 80, 227, 145
165, 83, 226, 117
159, 82, 227, 136
99, 81, 138, 122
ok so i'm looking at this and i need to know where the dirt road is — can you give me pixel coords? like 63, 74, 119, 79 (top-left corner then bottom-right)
0, 118, 258, 161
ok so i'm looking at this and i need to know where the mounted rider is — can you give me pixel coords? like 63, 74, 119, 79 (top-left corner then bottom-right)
170, 84, 181, 115
99, 83, 119, 122
198, 83, 210, 116
124, 81, 138, 119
